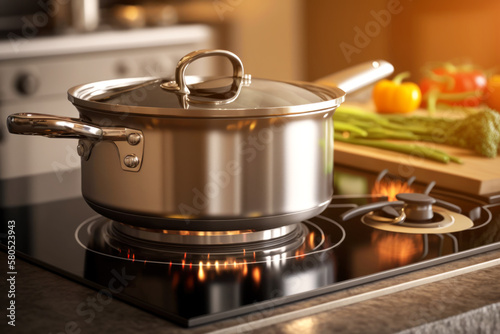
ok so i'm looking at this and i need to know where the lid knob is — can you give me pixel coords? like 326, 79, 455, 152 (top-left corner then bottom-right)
161, 49, 246, 106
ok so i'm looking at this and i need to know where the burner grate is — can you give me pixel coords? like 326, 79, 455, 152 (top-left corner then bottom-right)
111, 221, 300, 245
75, 215, 346, 266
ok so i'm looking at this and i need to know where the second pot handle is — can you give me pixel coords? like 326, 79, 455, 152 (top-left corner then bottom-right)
7, 113, 144, 172
315, 60, 394, 94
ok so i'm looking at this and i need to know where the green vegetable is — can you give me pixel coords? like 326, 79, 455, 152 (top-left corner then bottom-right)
334, 133, 461, 164
335, 106, 429, 133
334, 121, 367, 137
440, 109, 500, 158
334, 105, 500, 160
364, 128, 420, 140
384, 109, 500, 158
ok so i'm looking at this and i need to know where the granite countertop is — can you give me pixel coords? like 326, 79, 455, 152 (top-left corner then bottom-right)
2, 248, 500, 334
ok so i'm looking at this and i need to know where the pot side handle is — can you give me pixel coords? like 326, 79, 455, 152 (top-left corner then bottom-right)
315, 60, 394, 94
7, 113, 144, 172
7, 113, 103, 139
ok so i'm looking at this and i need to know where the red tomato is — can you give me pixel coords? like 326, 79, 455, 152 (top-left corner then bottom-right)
419, 67, 487, 107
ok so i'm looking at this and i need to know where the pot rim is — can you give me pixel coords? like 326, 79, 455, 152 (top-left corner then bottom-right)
67, 76, 345, 118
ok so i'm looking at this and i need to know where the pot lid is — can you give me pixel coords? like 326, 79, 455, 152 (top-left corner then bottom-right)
68, 49, 345, 118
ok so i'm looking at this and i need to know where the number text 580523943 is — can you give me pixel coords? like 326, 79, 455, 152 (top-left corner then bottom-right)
6, 220, 16, 327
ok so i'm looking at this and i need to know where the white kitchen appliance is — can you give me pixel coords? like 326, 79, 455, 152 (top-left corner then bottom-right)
0, 24, 214, 206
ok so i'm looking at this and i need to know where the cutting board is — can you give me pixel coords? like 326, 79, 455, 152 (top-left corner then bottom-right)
334, 105, 500, 195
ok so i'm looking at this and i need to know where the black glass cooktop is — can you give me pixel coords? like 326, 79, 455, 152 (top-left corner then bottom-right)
1, 167, 500, 327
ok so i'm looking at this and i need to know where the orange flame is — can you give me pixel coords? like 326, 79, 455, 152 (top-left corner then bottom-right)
198, 261, 205, 281
308, 231, 316, 249
372, 230, 424, 268
372, 179, 414, 201
172, 272, 179, 288
252, 267, 261, 286
242, 260, 248, 276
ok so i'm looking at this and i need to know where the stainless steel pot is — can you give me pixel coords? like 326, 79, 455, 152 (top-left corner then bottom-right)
7, 49, 393, 231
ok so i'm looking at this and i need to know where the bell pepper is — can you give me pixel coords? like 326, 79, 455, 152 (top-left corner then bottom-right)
419, 63, 487, 112
372, 72, 421, 114
485, 75, 500, 112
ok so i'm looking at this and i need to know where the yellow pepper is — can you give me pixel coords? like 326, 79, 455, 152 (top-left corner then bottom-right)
372, 72, 421, 114
485, 75, 500, 112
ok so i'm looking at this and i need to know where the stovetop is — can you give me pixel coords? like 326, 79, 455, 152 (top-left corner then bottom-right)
1, 165, 500, 327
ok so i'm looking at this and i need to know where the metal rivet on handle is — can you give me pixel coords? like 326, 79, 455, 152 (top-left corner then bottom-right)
77, 139, 93, 161
242, 73, 252, 86
127, 133, 141, 146
124, 154, 140, 168
77, 143, 85, 157
160, 81, 180, 91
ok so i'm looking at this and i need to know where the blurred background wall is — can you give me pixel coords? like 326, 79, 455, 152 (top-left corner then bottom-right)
176, 0, 500, 81
304, 0, 500, 81
2, 0, 499, 81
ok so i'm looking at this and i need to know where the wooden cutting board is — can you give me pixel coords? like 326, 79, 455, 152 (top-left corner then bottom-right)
333, 106, 500, 195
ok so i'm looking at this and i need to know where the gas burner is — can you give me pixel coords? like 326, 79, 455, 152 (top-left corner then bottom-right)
341, 193, 474, 234
112, 221, 300, 245
365, 193, 456, 229
75, 215, 346, 265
